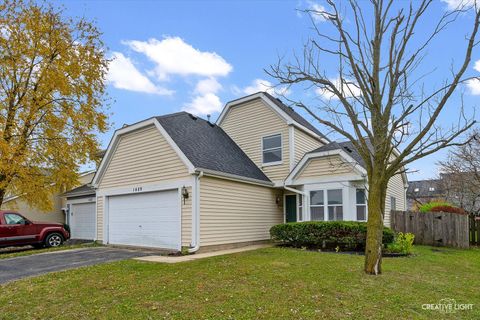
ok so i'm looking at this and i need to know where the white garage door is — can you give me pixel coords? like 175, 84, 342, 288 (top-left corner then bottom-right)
71, 202, 96, 240
107, 190, 180, 250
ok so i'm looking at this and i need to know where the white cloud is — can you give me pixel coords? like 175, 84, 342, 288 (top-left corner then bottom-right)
441, 0, 476, 10
183, 93, 223, 116
124, 37, 233, 80
307, 1, 330, 22
315, 77, 362, 100
239, 79, 291, 96
466, 59, 480, 95
107, 52, 173, 95
467, 79, 480, 95
194, 77, 222, 95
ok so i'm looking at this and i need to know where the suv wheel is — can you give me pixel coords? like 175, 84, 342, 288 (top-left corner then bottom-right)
45, 233, 64, 248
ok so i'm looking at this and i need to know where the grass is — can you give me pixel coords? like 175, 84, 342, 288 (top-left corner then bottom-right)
0, 242, 99, 260
0, 246, 479, 319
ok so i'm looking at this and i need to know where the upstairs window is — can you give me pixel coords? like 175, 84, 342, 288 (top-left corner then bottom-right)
262, 134, 282, 164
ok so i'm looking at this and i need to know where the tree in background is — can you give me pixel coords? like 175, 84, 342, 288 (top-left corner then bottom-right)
268, 0, 480, 274
0, 0, 109, 210
439, 131, 480, 215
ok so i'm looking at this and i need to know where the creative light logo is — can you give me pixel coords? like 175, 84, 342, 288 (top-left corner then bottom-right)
422, 298, 474, 314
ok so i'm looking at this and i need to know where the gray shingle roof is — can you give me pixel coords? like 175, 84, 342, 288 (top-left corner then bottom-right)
407, 180, 444, 198
63, 184, 95, 198
156, 112, 271, 183
309, 141, 367, 169
263, 92, 329, 141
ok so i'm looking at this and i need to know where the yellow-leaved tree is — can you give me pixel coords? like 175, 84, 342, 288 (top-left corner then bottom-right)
0, 0, 109, 210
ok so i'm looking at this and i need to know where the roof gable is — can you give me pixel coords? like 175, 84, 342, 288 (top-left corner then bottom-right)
217, 92, 329, 143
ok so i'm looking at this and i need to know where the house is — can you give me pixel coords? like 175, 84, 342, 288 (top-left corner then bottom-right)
407, 179, 446, 209
2, 171, 95, 224
87, 92, 407, 252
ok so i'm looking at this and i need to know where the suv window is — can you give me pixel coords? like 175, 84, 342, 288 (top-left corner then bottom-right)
4, 213, 26, 225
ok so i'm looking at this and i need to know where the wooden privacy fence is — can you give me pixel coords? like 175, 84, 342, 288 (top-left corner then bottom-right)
470, 215, 480, 246
390, 211, 469, 248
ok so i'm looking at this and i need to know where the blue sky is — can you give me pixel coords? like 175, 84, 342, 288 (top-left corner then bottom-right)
54, 0, 480, 181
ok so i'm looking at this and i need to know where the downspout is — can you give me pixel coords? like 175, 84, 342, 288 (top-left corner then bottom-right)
188, 171, 203, 253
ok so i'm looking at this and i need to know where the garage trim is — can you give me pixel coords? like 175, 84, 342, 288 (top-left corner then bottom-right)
101, 179, 193, 251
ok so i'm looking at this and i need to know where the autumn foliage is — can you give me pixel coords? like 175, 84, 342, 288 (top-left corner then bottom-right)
0, 0, 109, 210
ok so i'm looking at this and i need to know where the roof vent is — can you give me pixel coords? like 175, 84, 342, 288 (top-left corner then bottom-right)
122, 124, 129, 128
275, 97, 283, 104
188, 113, 197, 120
207, 114, 211, 122
344, 146, 353, 153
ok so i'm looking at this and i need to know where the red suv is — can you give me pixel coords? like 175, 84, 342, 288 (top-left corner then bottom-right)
0, 211, 70, 249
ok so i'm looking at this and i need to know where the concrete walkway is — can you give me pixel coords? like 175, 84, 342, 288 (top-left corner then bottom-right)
135, 244, 272, 263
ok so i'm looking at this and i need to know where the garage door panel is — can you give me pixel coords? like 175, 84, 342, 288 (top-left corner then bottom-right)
107, 190, 180, 250
71, 202, 96, 240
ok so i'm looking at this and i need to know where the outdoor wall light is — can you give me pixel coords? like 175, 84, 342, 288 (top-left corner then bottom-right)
181, 186, 189, 204
276, 195, 281, 205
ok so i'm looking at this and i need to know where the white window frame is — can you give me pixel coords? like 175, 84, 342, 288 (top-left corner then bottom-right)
261, 133, 282, 166
326, 189, 343, 221
297, 194, 304, 222
356, 188, 367, 221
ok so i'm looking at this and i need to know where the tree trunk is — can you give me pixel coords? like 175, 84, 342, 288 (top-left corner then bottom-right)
364, 178, 387, 275
0, 186, 5, 209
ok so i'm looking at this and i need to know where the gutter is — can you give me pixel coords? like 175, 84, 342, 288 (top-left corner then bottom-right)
188, 171, 203, 253
195, 167, 273, 187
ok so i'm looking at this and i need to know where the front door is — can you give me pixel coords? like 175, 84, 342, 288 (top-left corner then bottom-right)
285, 195, 297, 223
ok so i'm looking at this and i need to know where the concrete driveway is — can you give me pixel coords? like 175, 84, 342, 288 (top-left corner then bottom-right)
0, 247, 152, 284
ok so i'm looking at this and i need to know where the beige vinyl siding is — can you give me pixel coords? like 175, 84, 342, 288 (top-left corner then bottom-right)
294, 127, 323, 165
220, 98, 290, 182
297, 155, 354, 179
96, 196, 104, 241
384, 173, 406, 227
3, 194, 66, 223
181, 186, 192, 247
98, 125, 189, 189
199, 176, 283, 246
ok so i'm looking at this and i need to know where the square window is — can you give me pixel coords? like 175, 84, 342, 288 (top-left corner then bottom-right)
310, 191, 324, 205
327, 189, 342, 205
310, 206, 324, 221
328, 206, 343, 221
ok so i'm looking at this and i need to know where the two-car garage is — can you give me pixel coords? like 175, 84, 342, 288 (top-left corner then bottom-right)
106, 190, 181, 250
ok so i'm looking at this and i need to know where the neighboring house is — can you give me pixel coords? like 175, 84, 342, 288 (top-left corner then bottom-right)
407, 179, 446, 209
63, 181, 96, 240
2, 171, 95, 224
84, 92, 408, 252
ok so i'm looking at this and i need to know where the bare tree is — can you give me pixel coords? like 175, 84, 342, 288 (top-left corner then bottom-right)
439, 131, 480, 215
267, 0, 480, 274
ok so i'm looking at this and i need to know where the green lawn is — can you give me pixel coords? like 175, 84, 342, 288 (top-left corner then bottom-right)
0, 242, 99, 260
0, 246, 479, 319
